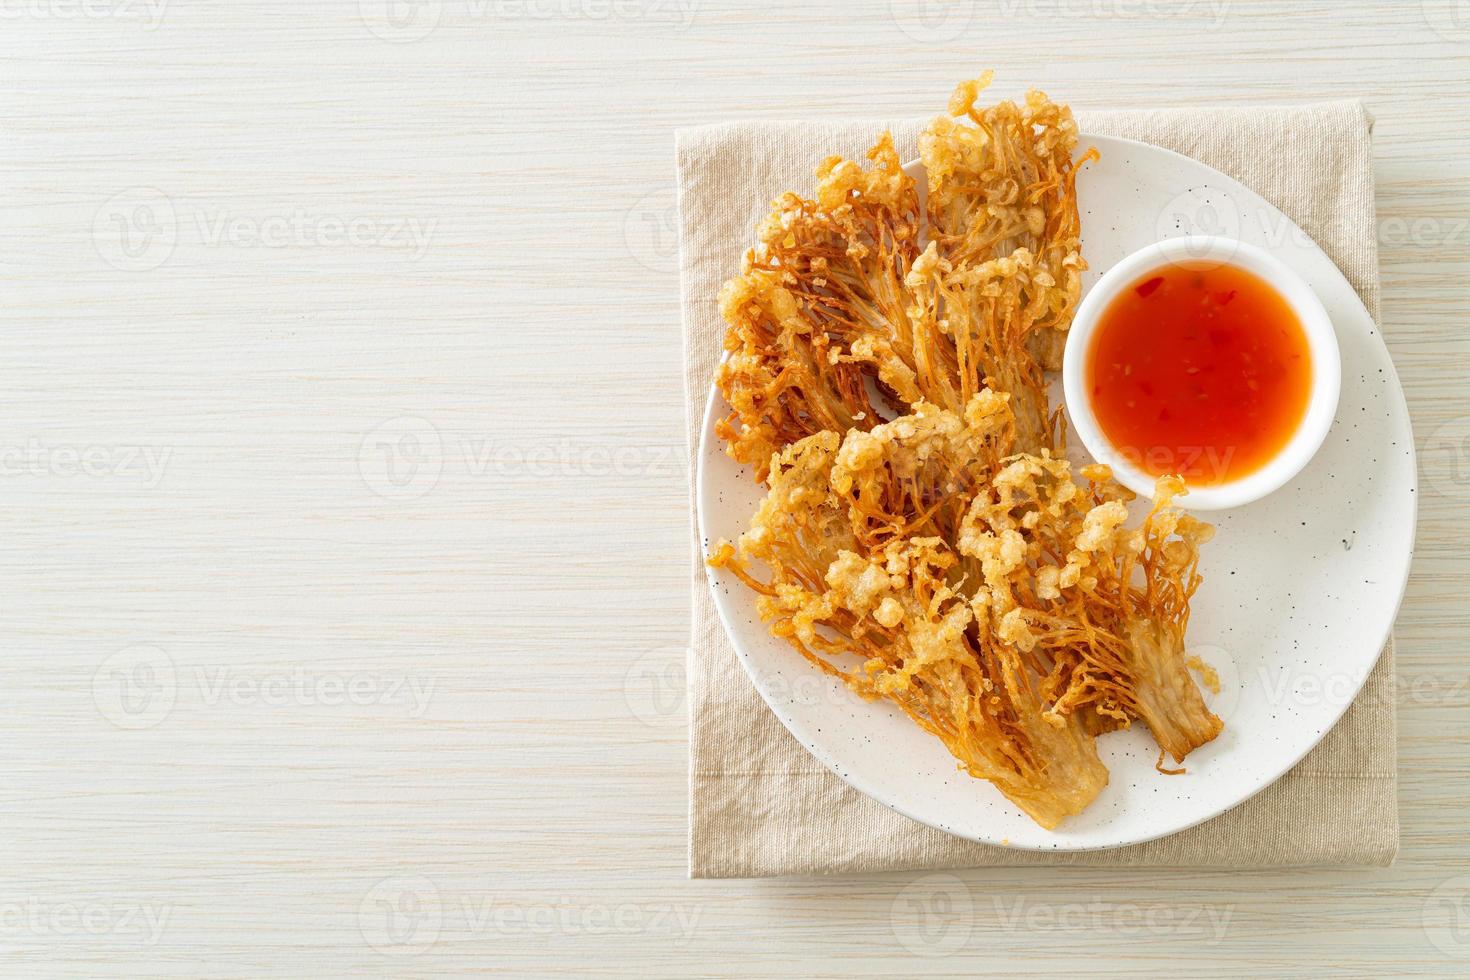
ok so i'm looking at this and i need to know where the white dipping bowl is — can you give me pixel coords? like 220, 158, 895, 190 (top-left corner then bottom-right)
1062, 236, 1341, 511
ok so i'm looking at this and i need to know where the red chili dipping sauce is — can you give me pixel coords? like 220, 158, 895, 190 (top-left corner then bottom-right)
1086, 262, 1313, 486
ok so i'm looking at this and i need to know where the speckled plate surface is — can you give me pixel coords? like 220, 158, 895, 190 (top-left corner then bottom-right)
696, 135, 1415, 850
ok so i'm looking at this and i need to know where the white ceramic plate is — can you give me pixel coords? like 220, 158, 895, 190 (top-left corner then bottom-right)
696, 134, 1416, 850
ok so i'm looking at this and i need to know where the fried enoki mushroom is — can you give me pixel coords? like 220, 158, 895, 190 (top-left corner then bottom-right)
923, 71, 1094, 375
715, 77, 1089, 479
710, 77, 1222, 829
711, 394, 1107, 828
958, 456, 1222, 763
714, 134, 921, 481
711, 393, 1219, 828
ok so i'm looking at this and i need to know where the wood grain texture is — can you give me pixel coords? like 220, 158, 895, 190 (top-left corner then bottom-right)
0, 0, 1465, 974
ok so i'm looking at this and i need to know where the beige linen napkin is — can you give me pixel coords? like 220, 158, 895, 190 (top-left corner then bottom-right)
679, 100, 1396, 877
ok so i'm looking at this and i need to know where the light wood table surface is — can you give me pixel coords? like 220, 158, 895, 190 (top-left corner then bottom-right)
1, 1, 1467, 975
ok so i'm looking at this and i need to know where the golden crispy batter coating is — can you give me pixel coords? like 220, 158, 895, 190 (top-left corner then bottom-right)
710, 78, 1221, 829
